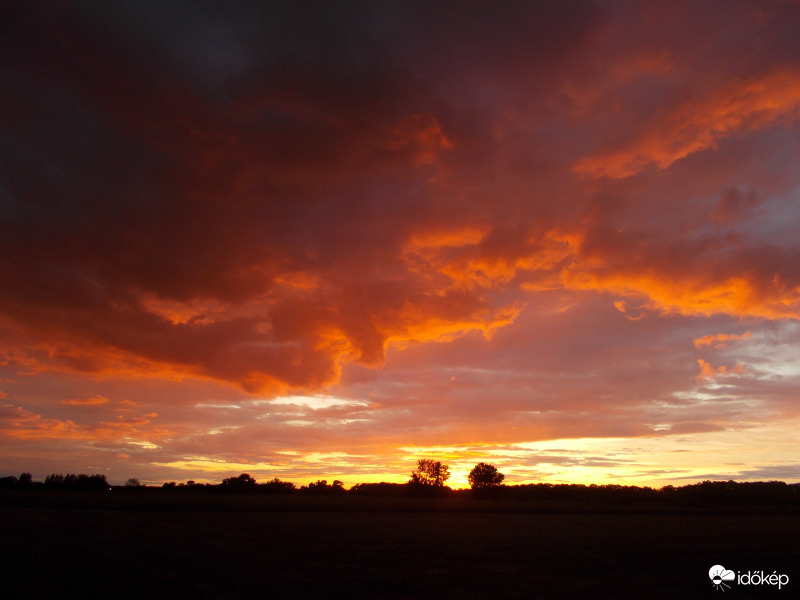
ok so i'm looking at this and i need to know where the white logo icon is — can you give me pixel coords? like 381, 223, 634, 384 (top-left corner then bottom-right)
709, 565, 735, 591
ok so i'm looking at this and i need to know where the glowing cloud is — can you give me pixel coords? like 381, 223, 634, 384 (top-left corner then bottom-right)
696, 359, 748, 384
575, 70, 800, 178
61, 395, 111, 406
693, 332, 752, 349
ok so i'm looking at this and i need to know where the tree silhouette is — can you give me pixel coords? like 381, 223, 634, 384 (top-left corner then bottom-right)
221, 473, 257, 491
306, 480, 328, 493
261, 477, 296, 494
125, 478, 142, 487
409, 459, 450, 487
304, 479, 346, 494
468, 462, 504, 490
44, 474, 64, 488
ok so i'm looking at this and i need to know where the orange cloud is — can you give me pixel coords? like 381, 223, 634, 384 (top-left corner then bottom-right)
575, 70, 800, 178
388, 299, 524, 349
139, 296, 228, 326
405, 226, 489, 251
613, 300, 648, 321
696, 359, 748, 384
0, 403, 173, 442
693, 331, 752, 349
562, 263, 800, 320
0, 335, 209, 385
61, 395, 110, 406
405, 227, 573, 290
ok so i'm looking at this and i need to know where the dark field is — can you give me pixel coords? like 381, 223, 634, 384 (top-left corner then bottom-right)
1, 493, 797, 599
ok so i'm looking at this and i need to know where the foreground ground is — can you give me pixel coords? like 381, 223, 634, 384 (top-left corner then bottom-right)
1, 493, 797, 599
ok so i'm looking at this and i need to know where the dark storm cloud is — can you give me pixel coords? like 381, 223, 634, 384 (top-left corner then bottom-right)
0, 1, 518, 389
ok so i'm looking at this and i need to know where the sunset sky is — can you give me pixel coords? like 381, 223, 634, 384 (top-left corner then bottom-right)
2, 1, 800, 488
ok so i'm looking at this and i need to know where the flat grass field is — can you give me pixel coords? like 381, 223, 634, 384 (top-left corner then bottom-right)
1, 493, 797, 599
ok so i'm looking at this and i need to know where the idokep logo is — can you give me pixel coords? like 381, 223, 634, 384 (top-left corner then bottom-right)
709, 564, 790, 591
709, 565, 735, 591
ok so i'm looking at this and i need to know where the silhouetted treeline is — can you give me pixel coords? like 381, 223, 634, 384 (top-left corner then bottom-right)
0, 473, 33, 489
474, 480, 800, 507
194, 477, 800, 506
160, 475, 345, 495
663, 479, 800, 506
349, 482, 410, 497
45, 473, 110, 491
0, 473, 110, 491
3, 472, 799, 507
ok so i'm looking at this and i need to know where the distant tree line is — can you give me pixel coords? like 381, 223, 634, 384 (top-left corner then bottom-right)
3, 462, 800, 507
1, 473, 110, 491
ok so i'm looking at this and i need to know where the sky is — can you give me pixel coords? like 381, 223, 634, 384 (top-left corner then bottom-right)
1, 1, 800, 488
